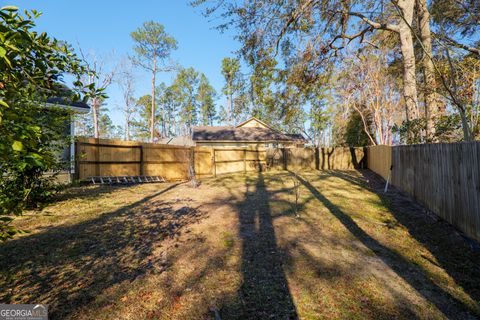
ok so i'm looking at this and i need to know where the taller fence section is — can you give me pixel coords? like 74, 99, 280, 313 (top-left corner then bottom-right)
367, 142, 480, 242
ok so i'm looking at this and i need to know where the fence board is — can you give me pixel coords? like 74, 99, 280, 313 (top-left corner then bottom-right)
369, 142, 480, 242
367, 145, 392, 180
194, 147, 213, 177
76, 139, 365, 181
76, 138, 190, 180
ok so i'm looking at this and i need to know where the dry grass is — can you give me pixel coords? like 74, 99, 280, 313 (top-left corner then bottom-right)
1, 171, 479, 319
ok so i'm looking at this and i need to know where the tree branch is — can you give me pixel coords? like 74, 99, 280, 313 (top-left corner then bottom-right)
275, 0, 320, 53
433, 32, 480, 56
346, 11, 400, 33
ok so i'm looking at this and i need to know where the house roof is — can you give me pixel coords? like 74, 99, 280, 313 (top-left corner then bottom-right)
285, 133, 305, 141
235, 117, 273, 129
192, 125, 306, 142
46, 97, 90, 110
45, 84, 90, 112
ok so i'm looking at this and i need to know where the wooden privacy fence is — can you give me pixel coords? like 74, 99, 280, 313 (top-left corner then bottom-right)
213, 148, 267, 175
75, 137, 480, 242
75, 138, 366, 181
266, 147, 366, 171
367, 145, 392, 180
367, 142, 480, 242
76, 138, 193, 180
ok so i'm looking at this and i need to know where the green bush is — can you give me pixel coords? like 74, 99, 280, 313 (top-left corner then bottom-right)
0, 6, 86, 240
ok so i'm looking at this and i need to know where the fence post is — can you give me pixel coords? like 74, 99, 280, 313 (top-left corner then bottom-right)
189, 147, 198, 186
95, 138, 100, 177
244, 148, 247, 174
74, 139, 80, 181
140, 145, 144, 176
213, 149, 217, 177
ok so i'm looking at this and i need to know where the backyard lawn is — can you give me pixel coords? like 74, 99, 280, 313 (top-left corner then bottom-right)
1, 170, 479, 319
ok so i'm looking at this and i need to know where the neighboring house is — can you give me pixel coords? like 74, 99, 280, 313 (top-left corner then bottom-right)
45, 96, 90, 182
191, 117, 306, 148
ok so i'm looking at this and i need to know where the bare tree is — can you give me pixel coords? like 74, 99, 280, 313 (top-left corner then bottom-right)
78, 47, 116, 138
117, 60, 136, 141
337, 49, 403, 145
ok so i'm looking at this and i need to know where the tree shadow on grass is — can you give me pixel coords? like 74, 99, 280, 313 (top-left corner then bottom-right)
357, 170, 480, 311
221, 172, 298, 319
294, 173, 479, 319
330, 169, 480, 311
0, 183, 208, 319
52, 184, 135, 202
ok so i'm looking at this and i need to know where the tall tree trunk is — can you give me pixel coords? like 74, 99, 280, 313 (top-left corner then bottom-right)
228, 91, 233, 126
444, 47, 474, 141
398, 0, 420, 142
150, 57, 156, 143
125, 114, 130, 141
416, 0, 438, 141
161, 104, 166, 137
92, 98, 99, 138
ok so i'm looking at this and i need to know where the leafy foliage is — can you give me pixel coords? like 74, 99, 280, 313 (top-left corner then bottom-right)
197, 74, 217, 126
0, 6, 86, 240
394, 115, 464, 144
130, 21, 178, 70
221, 57, 246, 125
170, 67, 200, 133
132, 94, 158, 140
344, 112, 374, 147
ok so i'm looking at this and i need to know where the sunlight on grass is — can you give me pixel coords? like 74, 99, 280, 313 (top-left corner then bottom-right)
1, 171, 479, 319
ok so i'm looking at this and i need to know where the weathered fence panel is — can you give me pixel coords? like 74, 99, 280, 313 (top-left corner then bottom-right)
214, 148, 245, 175
368, 142, 480, 242
194, 147, 213, 177
367, 145, 392, 180
390, 142, 480, 242
76, 137, 480, 241
287, 148, 316, 170
266, 148, 287, 170
76, 138, 142, 178
319, 147, 366, 170
77, 139, 364, 181
266, 147, 365, 171
76, 138, 191, 180
213, 147, 267, 176
246, 149, 267, 172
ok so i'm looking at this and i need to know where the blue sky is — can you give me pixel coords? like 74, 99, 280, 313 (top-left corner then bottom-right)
12, 0, 240, 126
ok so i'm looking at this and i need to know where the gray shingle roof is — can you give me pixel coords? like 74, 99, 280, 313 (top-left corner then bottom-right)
192, 126, 305, 142
46, 97, 90, 110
